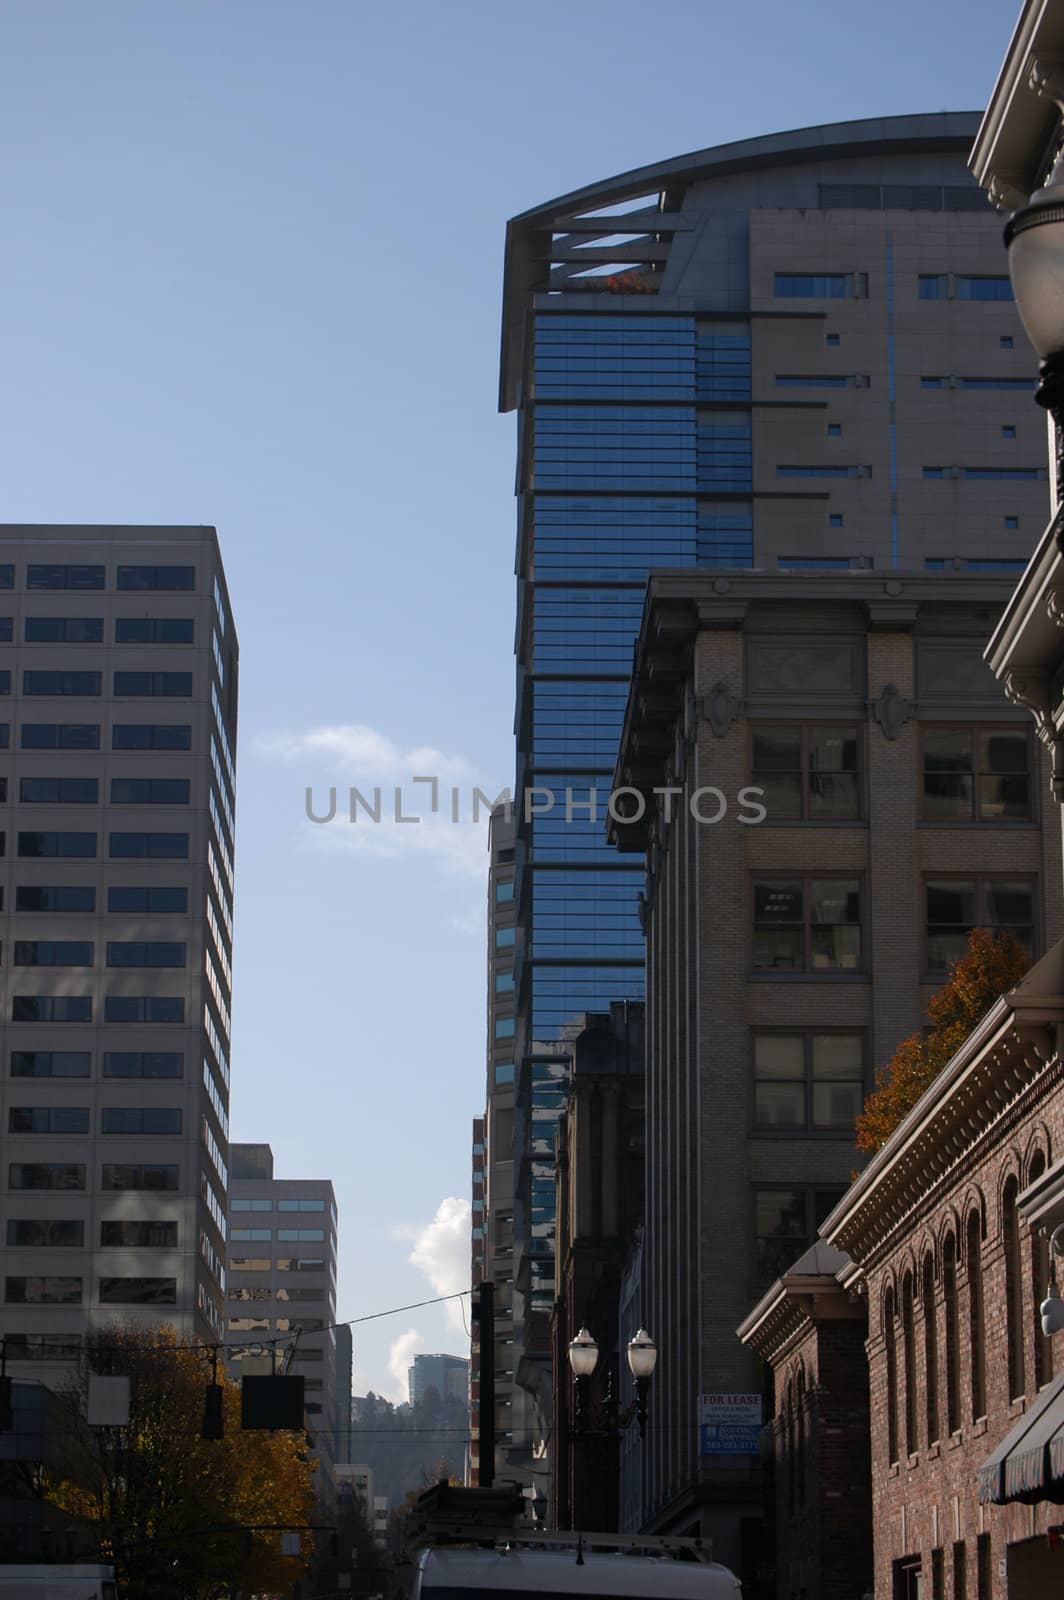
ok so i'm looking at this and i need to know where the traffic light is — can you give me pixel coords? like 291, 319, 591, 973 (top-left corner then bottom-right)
201, 1381, 224, 1440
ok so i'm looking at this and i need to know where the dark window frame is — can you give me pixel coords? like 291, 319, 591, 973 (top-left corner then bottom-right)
749, 721, 864, 823
751, 1027, 867, 1135
920, 723, 1033, 825
923, 873, 1038, 975
752, 873, 865, 975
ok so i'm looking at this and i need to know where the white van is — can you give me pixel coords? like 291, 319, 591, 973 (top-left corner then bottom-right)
415, 1544, 742, 1598
0, 1566, 117, 1600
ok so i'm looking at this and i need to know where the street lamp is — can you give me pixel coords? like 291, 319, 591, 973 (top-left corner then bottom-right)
1004, 64, 1064, 451
566, 1325, 657, 1438
1041, 1225, 1064, 1337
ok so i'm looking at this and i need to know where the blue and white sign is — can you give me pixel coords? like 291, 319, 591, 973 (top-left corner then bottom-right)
699, 1392, 763, 1455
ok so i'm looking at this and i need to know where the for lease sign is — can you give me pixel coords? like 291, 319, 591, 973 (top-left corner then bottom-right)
698, 1392, 762, 1455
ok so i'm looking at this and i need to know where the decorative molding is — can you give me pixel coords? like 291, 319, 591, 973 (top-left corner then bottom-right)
1046, 590, 1064, 631
1003, 670, 1052, 736
702, 681, 740, 739
872, 684, 913, 741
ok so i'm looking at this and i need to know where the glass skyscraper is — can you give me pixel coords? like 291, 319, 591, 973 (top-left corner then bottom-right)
495, 111, 1045, 1488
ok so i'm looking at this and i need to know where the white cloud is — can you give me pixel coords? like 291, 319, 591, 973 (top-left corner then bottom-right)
254, 722, 509, 882
387, 1328, 425, 1405
397, 1197, 472, 1333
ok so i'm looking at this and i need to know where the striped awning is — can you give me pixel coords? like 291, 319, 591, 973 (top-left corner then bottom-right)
978, 1371, 1064, 1505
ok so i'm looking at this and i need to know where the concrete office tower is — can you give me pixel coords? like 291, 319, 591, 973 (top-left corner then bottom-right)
610, 569, 1064, 1566
497, 112, 1049, 1480
0, 525, 236, 1375
226, 1144, 340, 1493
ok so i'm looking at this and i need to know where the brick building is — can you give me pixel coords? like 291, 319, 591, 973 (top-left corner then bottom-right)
608, 566, 1064, 1575
820, 945, 1064, 1598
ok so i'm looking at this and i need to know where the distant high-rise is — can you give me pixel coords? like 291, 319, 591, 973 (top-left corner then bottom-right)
0, 525, 236, 1371
498, 111, 1050, 1477
408, 1351, 468, 1407
226, 1144, 340, 1492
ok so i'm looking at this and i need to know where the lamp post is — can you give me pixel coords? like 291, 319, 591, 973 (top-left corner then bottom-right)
1041, 1224, 1064, 1337
1003, 65, 1064, 470
566, 1325, 657, 1439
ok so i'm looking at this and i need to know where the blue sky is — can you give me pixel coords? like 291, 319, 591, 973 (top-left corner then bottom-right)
0, 0, 1024, 1403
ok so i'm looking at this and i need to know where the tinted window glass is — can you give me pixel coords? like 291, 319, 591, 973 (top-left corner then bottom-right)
112, 724, 192, 750
117, 566, 194, 591
27, 564, 104, 590
21, 724, 100, 749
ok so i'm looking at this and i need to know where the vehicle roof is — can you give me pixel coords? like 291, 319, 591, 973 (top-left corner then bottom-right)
418, 1548, 740, 1596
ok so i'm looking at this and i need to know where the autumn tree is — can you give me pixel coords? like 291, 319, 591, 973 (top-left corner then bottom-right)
855, 928, 1031, 1154
44, 1325, 314, 1600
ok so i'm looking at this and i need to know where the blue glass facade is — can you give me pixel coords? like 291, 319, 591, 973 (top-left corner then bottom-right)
515, 310, 755, 1316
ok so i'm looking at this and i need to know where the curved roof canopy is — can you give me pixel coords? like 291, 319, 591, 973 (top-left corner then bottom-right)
500, 111, 982, 411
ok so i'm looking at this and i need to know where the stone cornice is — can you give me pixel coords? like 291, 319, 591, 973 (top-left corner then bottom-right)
737, 1273, 859, 1365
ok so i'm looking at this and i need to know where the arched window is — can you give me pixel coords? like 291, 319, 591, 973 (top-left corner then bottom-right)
943, 1233, 960, 1435
1029, 1151, 1054, 1386
923, 1251, 938, 1447
786, 1377, 795, 1517
1003, 1175, 1025, 1400
967, 1210, 986, 1420
885, 1286, 899, 1465
902, 1270, 917, 1457
796, 1366, 806, 1508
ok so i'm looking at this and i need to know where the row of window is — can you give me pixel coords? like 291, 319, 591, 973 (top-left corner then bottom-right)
14, 778, 191, 803
229, 1264, 327, 1286
773, 272, 1013, 301
773, 465, 1046, 481
3, 617, 195, 644
0, 943, 185, 967
0, 672, 193, 697
9, 1107, 183, 1135
6, 1219, 177, 1247
230, 1229, 328, 1242
0, 723, 192, 750
10, 996, 185, 1023
752, 874, 1032, 975
0, 565, 194, 591
8, 832, 191, 857
5, 1275, 177, 1304
10, 1161, 179, 1190
11, 887, 189, 913
773, 373, 1029, 391
12, 1051, 182, 1078
230, 1197, 327, 1212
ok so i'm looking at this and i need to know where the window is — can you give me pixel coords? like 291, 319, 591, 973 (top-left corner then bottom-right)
6, 1276, 82, 1303
102, 1164, 178, 1191
0, 672, 9, 695
277, 1228, 326, 1242
231, 1198, 272, 1212
919, 274, 947, 299
1001, 335, 1014, 349
117, 565, 194, 591
12, 996, 93, 1022
115, 618, 194, 644
976, 1536, 991, 1600
0, 566, 13, 588
751, 725, 859, 820
277, 1199, 326, 1212
107, 942, 186, 968
964, 467, 1045, 480
885, 1287, 899, 1464
19, 777, 98, 804
925, 878, 1035, 971
495, 1018, 515, 1039
22, 671, 102, 696
923, 1253, 938, 1447
922, 727, 1030, 822
902, 1272, 917, 1456
10, 1162, 85, 1190
230, 1258, 271, 1272
18, 832, 96, 858
21, 723, 100, 749
495, 971, 514, 993
7, 1219, 84, 1247
495, 1062, 515, 1087
829, 514, 843, 527
109, 833, 189, 859
496, 927, 516, 949
826, 332, 840, 346
1005, 516, 1019, 530
100, 1113, 182, 1139
968, 1211, 986, 1420
776, 464, 870, 478
775, 273, 854, 298
495, 879, 514, 902
14, 941, 93, 967
827, 423, 842, 437
25, 617, 103, 643
944, 1233, 960, 1434
104, 996, 185, 1024
276, 1258, 325, 1273
3, 1334, 82, 1362
231, 1228, 272, 1241
0, 725, 8, 747
16, 886, 96, 912
113, 672, 193, 697
12, 1051, 91, 1078
953, 1543, 967, 1600
100, 1221, 177, 1248
9, 1107, 90, 1134
754, 1187, 846, 1282
774, 373, 854, 388
110, 778, 190, 805
1002, 424, 1016, 439
956, 275, 1013, 301
753, 1033, 864, 1130
103, 1052, 182, 1079
27, 564, 104, 590
99, 1277, 177, 1305
107, 886, 188, 916
113, 723, 192, 750
753, 878, 862, 971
